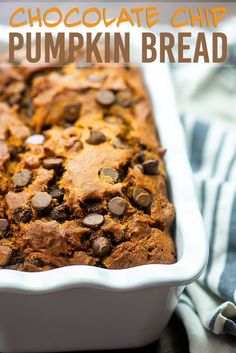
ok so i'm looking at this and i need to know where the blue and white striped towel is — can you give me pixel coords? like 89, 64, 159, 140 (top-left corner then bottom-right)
177, 116, 236, 353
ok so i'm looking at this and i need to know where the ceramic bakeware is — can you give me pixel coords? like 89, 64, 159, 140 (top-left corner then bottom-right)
0, 24, 208, 353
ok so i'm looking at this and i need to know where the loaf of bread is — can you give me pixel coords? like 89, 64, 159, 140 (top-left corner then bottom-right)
0, 58, 176, 271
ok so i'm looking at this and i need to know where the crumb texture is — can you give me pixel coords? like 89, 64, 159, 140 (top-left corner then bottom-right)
0, 55, 176, 271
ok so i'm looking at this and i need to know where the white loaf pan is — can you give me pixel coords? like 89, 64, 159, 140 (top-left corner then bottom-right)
0, 24, 208, 352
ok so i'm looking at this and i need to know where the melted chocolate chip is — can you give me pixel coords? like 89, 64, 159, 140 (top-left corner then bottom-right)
142, 160, 159, 175
31, 192, 52, 210
49, 188, 65, 201
0, 245, 13, 266
13, 206, 32, 223
51, 205, 69, 222
116, 90, 132, 107
32, 258, 45, 268
92, 237, 111, 257
86, 130, 106, 145
65, 137, 83, 151
112, 137, 129, 149
132, 188, 152, 208
9, 146, 25, 158
42, 158, 64, 170
82, 213, 104, 228
25, 134, 45, 145
136, 151, 145, 163
13, 169, 32, 188
0, 219, 9, 233
62, 104, 80, 123
99, 168, 119, 184
108, 197, 126, 216
96, 90, 115, 106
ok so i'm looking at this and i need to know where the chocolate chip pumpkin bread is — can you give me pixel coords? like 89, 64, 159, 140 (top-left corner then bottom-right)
0, 58, 176, 271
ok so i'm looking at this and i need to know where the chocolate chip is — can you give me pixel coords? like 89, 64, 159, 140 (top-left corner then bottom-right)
88, 72, 106, 83
82, 213, 104, 228
142, 160, 159, 175
92, 237, 111, 257
112, 137, 129, 149
9, 146, 24, 158
65, 137, 83, 150
104, 114, 124, 125
132, 188, 152, 208
13, 206, 32, 223
0, 245, 12, 266
49, 188, 64, 201
96, 90, 115, 106
32, 258, 45, 268
0, 219, 9, 233
62, 104, 80, 123
86, 130, 106, 145
158, 147, 167, 157
13, 169, 32, 188
42, 158, 64, 170
116, 90, 132, 107
99, 168, 119, 184
31, 192, 52, 210
25, 134, 45, 145
108, 197, 126, 216
136, 151, 145, 163
51, 205, 69, 222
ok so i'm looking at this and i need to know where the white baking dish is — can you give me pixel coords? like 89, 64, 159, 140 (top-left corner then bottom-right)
0, 23, 208, 353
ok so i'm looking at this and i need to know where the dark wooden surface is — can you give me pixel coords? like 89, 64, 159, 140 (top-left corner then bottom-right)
76, 314, 190, 353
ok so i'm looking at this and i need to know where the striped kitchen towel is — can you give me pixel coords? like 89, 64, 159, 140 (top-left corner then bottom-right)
176, 115, 236, 353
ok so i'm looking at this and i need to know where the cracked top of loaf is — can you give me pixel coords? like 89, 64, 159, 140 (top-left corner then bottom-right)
0, 57, 176, 271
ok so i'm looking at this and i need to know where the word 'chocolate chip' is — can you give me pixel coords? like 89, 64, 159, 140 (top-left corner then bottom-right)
92, 237, 111, 257
31, 192, 52, 210
0, 219, 9, 233
116, 90, 132, 107
108, 197, 126, 216
96, 90, 115, 106
42, 158, 63, 170
86, 130, 106, 145
132, 188, 152, 208
83, 213, 104, 228
99, 168, 119, 184
51, 205, 68, 222
13, 206, 32, 223
25, 134, 45, 145
142, 160, 159, 175
0, 245, 12, 266
62, 104, 80, 123
13, 169, 32, 188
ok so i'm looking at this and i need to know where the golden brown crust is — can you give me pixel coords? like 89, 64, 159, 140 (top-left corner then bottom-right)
0, 57, 176, 271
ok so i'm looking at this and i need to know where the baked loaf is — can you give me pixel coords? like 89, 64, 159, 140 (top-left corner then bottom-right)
0, 58, 176, 271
